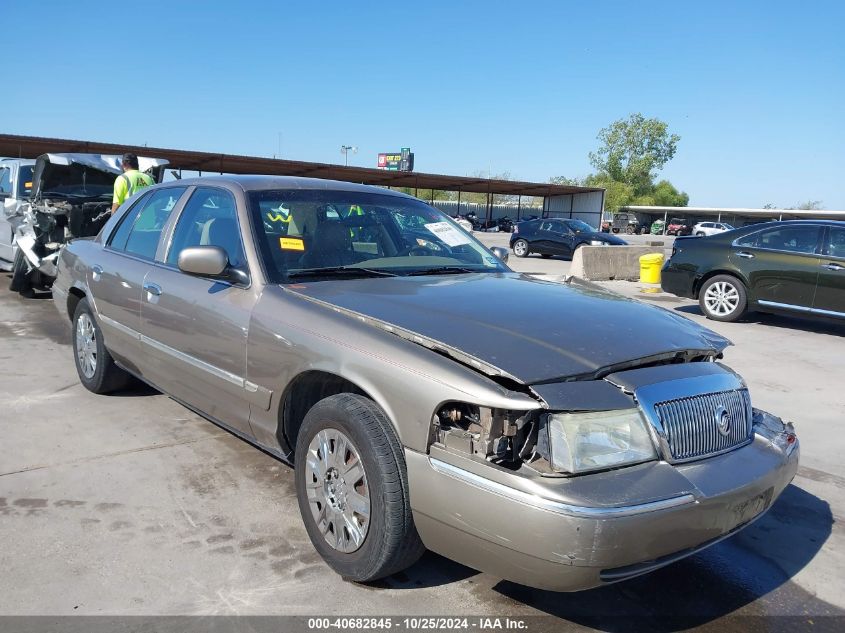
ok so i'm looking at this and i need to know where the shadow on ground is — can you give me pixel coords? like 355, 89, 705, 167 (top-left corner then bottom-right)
674, 305, 845, 337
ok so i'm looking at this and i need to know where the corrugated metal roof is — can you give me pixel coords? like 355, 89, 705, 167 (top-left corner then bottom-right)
623, 205, 845, 220
0, 134, 602, 198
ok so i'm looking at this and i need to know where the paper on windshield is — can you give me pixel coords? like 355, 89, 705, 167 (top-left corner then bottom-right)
424, 222, 471, 247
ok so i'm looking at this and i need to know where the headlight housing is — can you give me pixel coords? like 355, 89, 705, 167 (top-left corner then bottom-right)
543, 410, 658, 474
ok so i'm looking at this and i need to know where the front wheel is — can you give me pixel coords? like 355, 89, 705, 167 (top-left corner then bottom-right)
696, 232, 706, 236
295, 394, 425, 583
9, 248, 32, 295
512, 239, 529, 258
699, 275, 748, 322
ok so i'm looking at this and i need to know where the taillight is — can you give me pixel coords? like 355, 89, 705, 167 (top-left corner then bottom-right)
513, 225, 519, 234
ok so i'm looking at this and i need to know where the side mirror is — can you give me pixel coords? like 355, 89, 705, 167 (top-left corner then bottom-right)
178, 246, 229, 277
179, 246, 251, 284
490, 246, 509, 263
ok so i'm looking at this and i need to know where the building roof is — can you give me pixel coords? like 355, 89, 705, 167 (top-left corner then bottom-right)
0, 134, 603, 199
622, 205, 845, 220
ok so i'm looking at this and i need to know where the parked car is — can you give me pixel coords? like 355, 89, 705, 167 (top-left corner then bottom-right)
510, 218, 626, 258
693, 221, 734, 236
54, 176, 799, 592
0, 158, 36, 270
610, 212, 650, 235
452, 215, 473, 232
666, 217, 692, 236
8, 153, 168, 296
662, 220, 845, 322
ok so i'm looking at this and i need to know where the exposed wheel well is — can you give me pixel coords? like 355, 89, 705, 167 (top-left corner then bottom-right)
67, 287, 86, 321
693, 270, 746, 299
279, 370, 369, 454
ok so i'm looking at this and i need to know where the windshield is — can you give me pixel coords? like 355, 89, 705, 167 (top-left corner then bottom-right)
248, 189, 509, 283
567, 220, 595, 233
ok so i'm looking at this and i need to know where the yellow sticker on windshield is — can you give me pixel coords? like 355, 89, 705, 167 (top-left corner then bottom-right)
280, 237, 305, 251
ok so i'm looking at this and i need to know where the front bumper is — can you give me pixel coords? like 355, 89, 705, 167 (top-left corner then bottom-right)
407, 433, 798, 592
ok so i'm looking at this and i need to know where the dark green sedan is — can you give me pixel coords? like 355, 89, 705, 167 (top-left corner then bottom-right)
661, 220, 845, 322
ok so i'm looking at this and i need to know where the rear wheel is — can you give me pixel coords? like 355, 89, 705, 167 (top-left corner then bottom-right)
699, 275, 747, 322
72, 298, 132, 393
512, 239, 529, 258
696, 231, 706, 236
295, 394, 425, 583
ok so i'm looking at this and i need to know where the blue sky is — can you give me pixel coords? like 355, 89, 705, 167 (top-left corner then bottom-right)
6, 1, 844, 208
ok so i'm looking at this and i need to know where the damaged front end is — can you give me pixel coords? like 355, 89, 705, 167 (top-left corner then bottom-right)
10, 153, 168, 294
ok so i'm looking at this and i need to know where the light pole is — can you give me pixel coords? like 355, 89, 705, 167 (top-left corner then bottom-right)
340, 145, 357, 166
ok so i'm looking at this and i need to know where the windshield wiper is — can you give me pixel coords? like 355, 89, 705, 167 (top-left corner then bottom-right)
287, 266, 399, 279
404, 266, 480, 276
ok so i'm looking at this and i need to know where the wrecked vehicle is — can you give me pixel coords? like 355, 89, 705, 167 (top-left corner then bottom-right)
52, 176, 799, 591
8, 153, 167, 296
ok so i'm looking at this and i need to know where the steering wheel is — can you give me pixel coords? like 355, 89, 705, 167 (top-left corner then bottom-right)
397, 240, 453, 257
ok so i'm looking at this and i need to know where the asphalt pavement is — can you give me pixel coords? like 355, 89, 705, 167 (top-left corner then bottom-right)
0, 259, 843, 631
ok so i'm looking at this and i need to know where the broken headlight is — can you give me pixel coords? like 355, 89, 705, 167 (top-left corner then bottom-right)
541, 410, 657, 474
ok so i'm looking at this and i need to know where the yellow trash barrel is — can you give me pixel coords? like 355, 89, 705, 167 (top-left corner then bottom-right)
639, 253, 664, 284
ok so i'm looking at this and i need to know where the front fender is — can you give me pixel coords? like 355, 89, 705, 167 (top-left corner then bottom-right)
246, 287, 541, 453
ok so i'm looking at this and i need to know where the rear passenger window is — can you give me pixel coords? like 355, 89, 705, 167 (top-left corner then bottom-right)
737, 226, 820, 254
112, 187, 186, 258
166, 187, 246, 268
826, 227, 845, 259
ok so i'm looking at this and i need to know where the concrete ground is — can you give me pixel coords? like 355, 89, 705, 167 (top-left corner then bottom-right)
0, 251, 843, 630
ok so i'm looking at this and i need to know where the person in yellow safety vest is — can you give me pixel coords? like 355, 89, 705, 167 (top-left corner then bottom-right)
111, 153, 154, 213
347, 204, 364, 239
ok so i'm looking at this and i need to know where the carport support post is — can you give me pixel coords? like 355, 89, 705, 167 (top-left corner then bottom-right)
517, 195, 522, 221
663, 209, 668, 235
457, 189, 462, 215
718, 212, 722, 223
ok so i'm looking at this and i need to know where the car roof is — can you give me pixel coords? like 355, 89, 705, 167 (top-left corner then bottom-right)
160, 174, 415, 199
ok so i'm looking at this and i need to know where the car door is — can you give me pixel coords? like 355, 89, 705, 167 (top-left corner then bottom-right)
89, 187, 188, 366
535, 220, 567, 255
813, 225, 845, 317
731, 224, 822, 310
139, 186, 257, 435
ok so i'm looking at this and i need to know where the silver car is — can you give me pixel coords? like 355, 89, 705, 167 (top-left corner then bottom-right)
52, 176, 799, 591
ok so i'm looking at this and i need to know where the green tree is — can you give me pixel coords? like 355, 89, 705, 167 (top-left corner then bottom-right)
793, 200, 824, 210
583, 174, 635, 213
588, 113, 680, 195
650, 180, 689, 207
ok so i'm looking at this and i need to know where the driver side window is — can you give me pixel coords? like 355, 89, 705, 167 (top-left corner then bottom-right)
167, 187, 246, 269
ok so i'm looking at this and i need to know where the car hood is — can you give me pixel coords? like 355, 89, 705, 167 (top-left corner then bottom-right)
285, 273, 730, 384
31, 153, 169, 199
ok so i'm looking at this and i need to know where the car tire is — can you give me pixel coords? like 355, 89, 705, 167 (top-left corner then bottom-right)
696, 232, 705, 236
72, 298, 132, 394
698, 275, 748, 322
512, 239, 529, 258
611, 228, 620, 234
295, 393, 425, 583
626, 226, 634, 234
9, 248, 31, 295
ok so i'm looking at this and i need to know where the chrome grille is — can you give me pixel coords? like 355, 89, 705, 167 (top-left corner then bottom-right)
654, 389, 752, 461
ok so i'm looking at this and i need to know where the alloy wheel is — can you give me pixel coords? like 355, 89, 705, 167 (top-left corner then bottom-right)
513, 240, 528, 257
704, 281, 740, 317
75, 313, 98, 379
303, 428, 371, 553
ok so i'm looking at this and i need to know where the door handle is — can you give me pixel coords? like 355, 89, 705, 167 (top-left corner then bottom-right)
736, 251, 755, 259
91, 265, 103, 281
143, 282, 162, 296
821, 262, 845, 271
